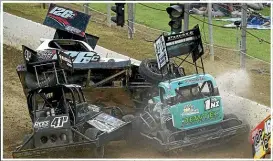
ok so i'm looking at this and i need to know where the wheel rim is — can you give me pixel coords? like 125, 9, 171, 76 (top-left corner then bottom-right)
146, 62, 168, 75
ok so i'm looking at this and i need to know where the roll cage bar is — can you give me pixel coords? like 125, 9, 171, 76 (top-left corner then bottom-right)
27, 85, 87, 124
156, 25, 205, 76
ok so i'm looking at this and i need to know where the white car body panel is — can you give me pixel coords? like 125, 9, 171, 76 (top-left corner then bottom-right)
36, 38, 137, 65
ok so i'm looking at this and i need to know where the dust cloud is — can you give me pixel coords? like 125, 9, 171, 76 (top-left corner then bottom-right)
215, 69, 251, 96
214, 69, 270, 130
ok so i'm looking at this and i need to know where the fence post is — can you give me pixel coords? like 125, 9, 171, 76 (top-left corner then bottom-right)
183, 4, 189, 31
127, 3, 134, 39
241, 3, 247, 69
84, 3, 89, 14
41, 3, 45, 9
107, 3, 112, 27
208, 3, 214, 61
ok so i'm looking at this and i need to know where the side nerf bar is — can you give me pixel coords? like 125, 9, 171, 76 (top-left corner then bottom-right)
139, 118, 249, 152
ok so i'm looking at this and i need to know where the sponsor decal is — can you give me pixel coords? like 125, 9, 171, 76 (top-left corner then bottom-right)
154, 35, 169, 70
45, 6, 84, 36
181, 104, 199, 116
34, 120, 49, 129
65, 26, 81, 34
37, 50, 56, 60
204, 98, 220, 111
44, 4, 90, 37
264, 117, 271, 135
251, 115, 271, 159
178, 77, 205, 85
24, 49, 32, 61
166, 36, 196, 46
166, 31, 194, 42
183, 111, 218, 125
252, 129, 269, 158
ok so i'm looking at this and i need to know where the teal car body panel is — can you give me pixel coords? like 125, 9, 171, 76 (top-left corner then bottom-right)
154, 73, 224, 130
169, 96, 223, 130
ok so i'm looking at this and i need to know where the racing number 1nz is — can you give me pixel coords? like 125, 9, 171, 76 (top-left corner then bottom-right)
204, 99, 220, 110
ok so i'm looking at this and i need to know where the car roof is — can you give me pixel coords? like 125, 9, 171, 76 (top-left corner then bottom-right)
37, 38, 94, 51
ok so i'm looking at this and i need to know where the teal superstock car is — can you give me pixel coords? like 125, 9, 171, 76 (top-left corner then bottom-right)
157, 73, 223, 130
131, 73, 250, 152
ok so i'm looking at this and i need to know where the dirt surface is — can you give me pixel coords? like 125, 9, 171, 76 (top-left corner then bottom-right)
3, 44, 270, 159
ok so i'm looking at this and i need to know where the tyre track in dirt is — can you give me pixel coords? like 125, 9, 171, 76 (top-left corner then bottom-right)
2, 13, 271, 159
2, 38, 266, 159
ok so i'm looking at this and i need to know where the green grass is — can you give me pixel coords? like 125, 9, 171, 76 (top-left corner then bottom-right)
3, 3, 271, 62
3, 3, 157, 62
87, 3, 271, 62
260, 6, 271, 16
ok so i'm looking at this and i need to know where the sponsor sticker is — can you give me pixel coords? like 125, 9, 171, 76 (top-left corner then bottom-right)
182, 104, 199, 116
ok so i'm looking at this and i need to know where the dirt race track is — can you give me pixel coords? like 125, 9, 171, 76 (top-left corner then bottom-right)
3, 44, 270, 159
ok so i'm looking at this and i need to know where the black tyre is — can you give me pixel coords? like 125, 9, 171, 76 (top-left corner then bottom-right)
122, 114, 135, 123
139, 58, 168, 84
22, 134, 34, 150
224, 114, 250, 133
222, 114, 241, 129
224, 113, 238, 120
25, 72, 56, 89
84, 128, 104, 158
222, 114, 250, 138
122, 114, 135, 145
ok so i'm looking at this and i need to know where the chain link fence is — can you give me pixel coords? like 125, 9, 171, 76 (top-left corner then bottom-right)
35, 3, 270, 76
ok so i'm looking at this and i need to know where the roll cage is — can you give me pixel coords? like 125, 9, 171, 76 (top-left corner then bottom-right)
159, 80, 218, 106
27, 84, 92, 124
48, 39, 90, 52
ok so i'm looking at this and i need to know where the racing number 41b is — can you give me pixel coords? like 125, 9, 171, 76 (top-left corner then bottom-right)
51, 116, 68, 128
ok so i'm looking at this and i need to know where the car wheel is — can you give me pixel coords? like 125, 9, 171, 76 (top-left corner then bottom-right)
138, 58, 169, 84
84, 128, 104, 158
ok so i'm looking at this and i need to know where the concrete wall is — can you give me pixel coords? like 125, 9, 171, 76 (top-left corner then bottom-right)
3, 12, 140, 66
